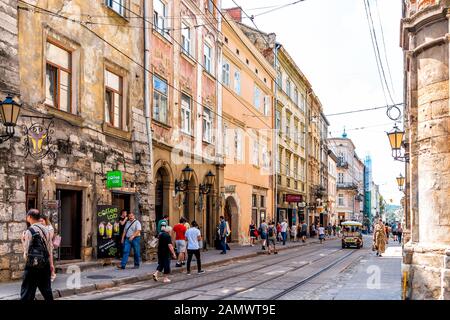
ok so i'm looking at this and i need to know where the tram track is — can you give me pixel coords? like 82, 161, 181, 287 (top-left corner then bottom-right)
90, 241, 340, 300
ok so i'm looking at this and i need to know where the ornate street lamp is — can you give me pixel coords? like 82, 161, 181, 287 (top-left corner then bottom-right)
175, 165, 194, 194
396, 173, 405, 192
199, 170, 216, 195
387, 124, 408, 162
0, 96, 22, 144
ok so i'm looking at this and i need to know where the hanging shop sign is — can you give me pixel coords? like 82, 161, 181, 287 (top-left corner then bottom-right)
96, 205, 120, 258
106, 171, 123, 189
285, 194, 303, 203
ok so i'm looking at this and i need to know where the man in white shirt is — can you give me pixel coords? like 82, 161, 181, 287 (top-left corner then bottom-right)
280, 220, 289, 245
318, 224, 326, 244
184, 221, 205, 275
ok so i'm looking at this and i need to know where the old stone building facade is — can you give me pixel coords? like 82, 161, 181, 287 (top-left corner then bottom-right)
401, 0, 450, 299
150, 0, 223, 247
1, 0, 154, 281
221, 13, 275, 244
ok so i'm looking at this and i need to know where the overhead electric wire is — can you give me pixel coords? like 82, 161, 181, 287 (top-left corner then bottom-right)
363, 0, 396, 106
251, 0, 306, 18
374, 0, 396, 98
325, 103, 403, 117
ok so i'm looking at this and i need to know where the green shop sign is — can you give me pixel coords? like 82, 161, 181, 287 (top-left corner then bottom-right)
106, 171, 123, 189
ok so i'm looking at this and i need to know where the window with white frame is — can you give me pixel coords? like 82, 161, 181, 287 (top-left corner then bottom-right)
105, 0, 125, 16
286, 152, 291, 177
204, 43, 212, 73
276, 68, 282, 89
202, 107, 212, 143
277, 147, 282, 174
254, 84, 261, 110
294, 157, 299, 179
275, 109, 281, 130
262, 140, 270, 170
294, 87, 299, 105
294, 121, 299, 144
153, 75, 168, 124
207, 0, 214, 14
252, 136, 259, 166
222, 61, 230, 86
285, 113, 291, 139
223, 123, 229, 155
45, 41, 72, 113
154, 0, 167, 35
235, 129, 242, 161
263, 96, 270, 116
104, 70, 124, 129
181, 23, 192, 55
300, 93, 306, 111
338, 173, 344, 184
338, 194, 344, 206
181, 94, 191, 134
234, 70, 241, 95
286, 79, 291, 97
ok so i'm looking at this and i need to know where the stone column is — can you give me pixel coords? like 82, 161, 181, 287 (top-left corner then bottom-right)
401, 1, 450, 299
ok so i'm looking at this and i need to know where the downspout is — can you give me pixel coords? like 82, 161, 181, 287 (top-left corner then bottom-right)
143, 1, 154, 233
273, 43, 281, 223
305, 89, 312, 229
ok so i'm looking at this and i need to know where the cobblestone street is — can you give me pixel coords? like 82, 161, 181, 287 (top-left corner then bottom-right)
54, 236, 402, 300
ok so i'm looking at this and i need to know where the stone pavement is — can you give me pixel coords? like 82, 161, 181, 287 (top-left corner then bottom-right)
318, 238, 403, 300
0, 236, 329, 300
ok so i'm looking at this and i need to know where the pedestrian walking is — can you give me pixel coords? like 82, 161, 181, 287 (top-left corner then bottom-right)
157, 214, 169, 236
249, 221, 257, 246
310, 224, 316, 237
385, 224, 391, 244
332, 223, 337, 236
20, 209, 54, 301
373, 219, 387, 257
280, 220, 288, 245
39, 215, 57, 282
117, 212, 141, 270
218, 216, 229, 254
327, 223, 332, 238
290, 223, 297, 242
153, 225, 177, 283
318, 224, 325, 244
276, 222, 282, 242
397, 223, 403, 244
259, 220, 269, 250
185, 221, 205, 275
267, 222, 278, 254
173, 217, 188, 268
336, 224, 341, 238
300, 221, 308, 243
116, 209, 128, 259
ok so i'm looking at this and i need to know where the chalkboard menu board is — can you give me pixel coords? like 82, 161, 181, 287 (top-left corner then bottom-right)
97, 205, 121, 258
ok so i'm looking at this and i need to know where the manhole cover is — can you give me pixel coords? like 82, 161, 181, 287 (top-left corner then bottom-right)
87, 275, 114, 280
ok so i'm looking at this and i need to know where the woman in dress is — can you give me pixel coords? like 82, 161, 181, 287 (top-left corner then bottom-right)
373, 219, 387, 257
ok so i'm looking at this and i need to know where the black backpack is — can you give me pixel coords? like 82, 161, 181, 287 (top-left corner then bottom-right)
268, 226, 274, 237
26, 227, 50, 270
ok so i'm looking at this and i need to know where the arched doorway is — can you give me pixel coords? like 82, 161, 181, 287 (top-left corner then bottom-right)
155, 167, 170, 225
224, 196, 239, 243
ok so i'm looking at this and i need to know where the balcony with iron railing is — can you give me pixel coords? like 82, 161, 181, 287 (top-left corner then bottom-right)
337, 182, 358, 190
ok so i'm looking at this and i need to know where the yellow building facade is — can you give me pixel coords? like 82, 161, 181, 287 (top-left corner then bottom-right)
221, 15, 275, 244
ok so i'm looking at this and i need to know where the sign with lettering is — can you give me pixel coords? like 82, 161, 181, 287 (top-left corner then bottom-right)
285, 194, 303, 203
96, 205, 120, 258
106, 171, 122, 189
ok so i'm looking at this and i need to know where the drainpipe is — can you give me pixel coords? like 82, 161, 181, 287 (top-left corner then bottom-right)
305, 89, 312, 229
273, 43, 281, 223
143, 1, 154, 233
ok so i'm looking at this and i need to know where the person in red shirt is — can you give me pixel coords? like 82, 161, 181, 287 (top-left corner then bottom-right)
173, 217, 188, 267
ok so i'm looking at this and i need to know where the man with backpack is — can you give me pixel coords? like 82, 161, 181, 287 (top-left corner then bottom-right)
118, 212, 142, 270
20, 209, 54, 301
218, 216, 229, 254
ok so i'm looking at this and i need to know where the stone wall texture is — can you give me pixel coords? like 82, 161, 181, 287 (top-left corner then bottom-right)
401, 0, 450, 299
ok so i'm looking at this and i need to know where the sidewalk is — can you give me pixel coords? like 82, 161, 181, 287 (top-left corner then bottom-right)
319, 238, 403, 300
0, 237, 331, 300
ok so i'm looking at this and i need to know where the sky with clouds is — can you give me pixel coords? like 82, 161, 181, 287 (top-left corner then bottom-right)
222, 0, 405, 205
